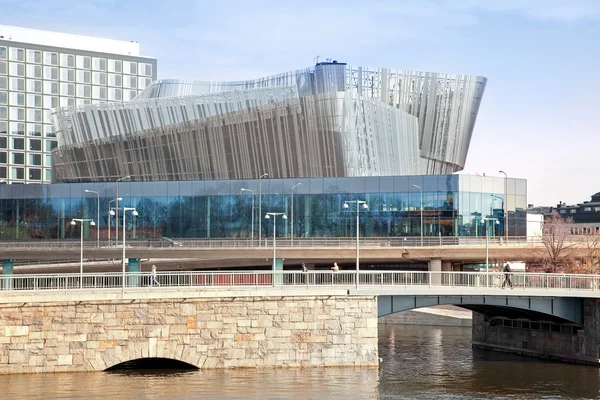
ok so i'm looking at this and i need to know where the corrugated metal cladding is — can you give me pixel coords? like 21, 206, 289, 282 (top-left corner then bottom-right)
51, 64, 486, 182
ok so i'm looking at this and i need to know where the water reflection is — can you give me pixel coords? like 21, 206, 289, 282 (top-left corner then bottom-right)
0, 325, 599, 399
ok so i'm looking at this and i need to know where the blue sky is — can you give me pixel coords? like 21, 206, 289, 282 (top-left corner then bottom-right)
2, 0, 599, 206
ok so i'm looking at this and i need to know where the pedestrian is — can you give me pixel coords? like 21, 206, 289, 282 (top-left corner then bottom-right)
301, 263, 308, 273
150, 264, 160, 287
502, 262, 513, 289
331, 262, 339, 272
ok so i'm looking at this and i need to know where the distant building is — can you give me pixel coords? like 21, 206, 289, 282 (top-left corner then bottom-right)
529, 192, 600, 235
0, 25, 157, 184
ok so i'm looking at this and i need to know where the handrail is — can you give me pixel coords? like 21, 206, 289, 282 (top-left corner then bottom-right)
0, 236, 589, 250
0, 271, 598, 295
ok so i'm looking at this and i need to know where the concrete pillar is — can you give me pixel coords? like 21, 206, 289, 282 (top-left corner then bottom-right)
127, 258, 140, 287
274, 258, 283, 285
428, 258, 442, 285
442, 261, 452, 271
206, 196, 211, 238
2, 259, 13, 289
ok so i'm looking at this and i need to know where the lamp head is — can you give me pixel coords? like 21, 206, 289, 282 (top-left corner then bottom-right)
343, 203, 349, 209
264, 214, 270, 219
90, 221, 96, 226
282, 215, 288, 220
132, 210, 139, 216
117, 197, 123, 201
84, 189, 91, 193
109, 210, 115, 216
362, 203, 369, 209
495, 220, 500, 225
70, 220, 76, 226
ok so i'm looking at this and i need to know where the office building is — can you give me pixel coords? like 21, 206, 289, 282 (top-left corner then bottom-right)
0, 25, 157, 184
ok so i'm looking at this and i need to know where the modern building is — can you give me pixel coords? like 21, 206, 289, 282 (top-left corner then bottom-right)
0, 25, 157, 184
51, 62, 486, 182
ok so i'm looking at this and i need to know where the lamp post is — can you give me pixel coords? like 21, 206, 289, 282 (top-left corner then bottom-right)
258, 173, 268, 247
343, 200, 368, 288
108, 197, 122, 246
290, 183, 302, 244
240, 188, 254, 240
264, 212, 287, 272
84, 190, 100, 247
412, 185, 423, 246
499, 170, 508, 243
120, 207, 138, 292
70, 218, 96, 288
115, 176, 130, 245
482, 217, 499, 287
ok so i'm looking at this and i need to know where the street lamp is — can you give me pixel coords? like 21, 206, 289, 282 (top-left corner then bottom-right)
482, 217, 499, 287
240, 188, 254, 240
115, 176, 130, 244
108, 197, 122, 246
412, 185, 423, 246
258, 173, 268, 247
264, 212, 287, 272
499, 170, 508, 243
121, 207, 138, 292
70, 218, 96, 288
290, 183, 302, 244
343, 200, 368, 287
84, 190, 100, 247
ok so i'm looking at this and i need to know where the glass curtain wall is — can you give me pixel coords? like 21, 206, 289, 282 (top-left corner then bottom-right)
0, 175, 526, 240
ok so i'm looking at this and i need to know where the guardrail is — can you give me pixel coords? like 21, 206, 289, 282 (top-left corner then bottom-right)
0, 271, 598, 294
0, 236, 586, 249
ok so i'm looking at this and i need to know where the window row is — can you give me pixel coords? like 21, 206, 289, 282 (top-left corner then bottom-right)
0, 121, 55, 137
0, 151, 52, 166
0, 136, 46, 151
0, 80, 140, 100
0, 47, 152, 76
0, 166, 49, 180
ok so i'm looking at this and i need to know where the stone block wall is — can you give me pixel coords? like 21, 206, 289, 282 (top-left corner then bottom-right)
0, 295, 378, 374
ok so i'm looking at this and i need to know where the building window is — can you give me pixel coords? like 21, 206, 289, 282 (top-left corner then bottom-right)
27, 79, 42, 93
9, 48, 25, 62
584, 207, 592, 212
0, 151, 5, 163
10, 78, 25, 91
0, 106, 6, 120
92, 57, 106, 71
44, 125, 55, 137
0, 61, 6, 75
140, 63, 152, 76
26, 65, 42, 79
0, 47, 6, 60
27, 109, 42, 123
0, 137, 6, 148
43, 96, 59, 109
76, 84, 91, 98
10, 62, 25, 77
44, 52, 59, 66
76, 70, 91, 84
76, 56, 91, 69
570, 209, 577, 213
0, 91, 6, 105
44, 66, 58, 80
92, 86, 106, 100
0, 121, 6, 134
59, 97, 75, 108
108, 88, 122, 101
28, 123, 42, 137
0, 76, 6, 89
28, 167, 41, 180
10, 122, 24, 135
92, 72, 106, 85
60, 54, 75, 68
12, 137, 24, 150
45, 140, 57, 152
12, 152, 24, 164
27, 50, 42, 64
60, 68, 75, 82
27, 94, 42, 108
124, 61, 137, 75
9, 92, 25, 106
11, 166, 24, 180
29, 139, 42, 151
108, 59, 122, 73
108, 74, 122, 87
10, 107, 25, 121
28, 153, 42, 165
44, 81, 59, 95
60, 83, 75, 97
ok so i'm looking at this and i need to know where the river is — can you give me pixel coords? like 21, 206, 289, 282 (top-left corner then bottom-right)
1, 324, 599, 399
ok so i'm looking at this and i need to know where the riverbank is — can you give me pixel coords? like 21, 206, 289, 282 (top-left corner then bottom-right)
379, 305, 472, 327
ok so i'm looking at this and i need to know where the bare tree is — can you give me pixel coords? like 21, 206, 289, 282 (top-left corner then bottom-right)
539, 210, 574, 272
572, 228, 600, 274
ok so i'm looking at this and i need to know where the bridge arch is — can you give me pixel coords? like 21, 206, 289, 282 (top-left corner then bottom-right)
378, 295, 584, 325
95, 343, 206, 371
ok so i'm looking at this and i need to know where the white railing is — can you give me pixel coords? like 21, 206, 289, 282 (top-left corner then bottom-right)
0, 236, 585, 249
0, 271, 599, 294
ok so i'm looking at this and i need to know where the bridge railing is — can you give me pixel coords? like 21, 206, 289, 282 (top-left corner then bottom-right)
1, 271, 599, 294
0, 236, 589, 249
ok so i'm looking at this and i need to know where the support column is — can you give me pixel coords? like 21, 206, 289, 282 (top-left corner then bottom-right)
442, 261, 452, 271
428, 258, 442, 286
2, 259, 13, 289
127, 258, 140, 287
274, 259, 283, 285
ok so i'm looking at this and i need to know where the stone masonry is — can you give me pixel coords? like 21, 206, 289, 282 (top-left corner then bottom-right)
0, 295, 379, 374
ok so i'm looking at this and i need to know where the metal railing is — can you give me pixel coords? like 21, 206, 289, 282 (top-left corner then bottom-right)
1, 271, 599, 295
0, 236, 586, 250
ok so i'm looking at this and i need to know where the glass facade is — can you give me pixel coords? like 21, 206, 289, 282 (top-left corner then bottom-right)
0, 175, 526, 240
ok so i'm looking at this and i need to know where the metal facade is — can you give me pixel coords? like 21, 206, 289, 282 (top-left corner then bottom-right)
52, 63, 487, 182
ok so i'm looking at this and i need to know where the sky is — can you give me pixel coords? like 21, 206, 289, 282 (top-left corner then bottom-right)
1, 0, 599, 206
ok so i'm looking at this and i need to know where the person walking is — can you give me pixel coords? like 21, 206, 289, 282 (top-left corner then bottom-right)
150, 264, 160, 287
502, 262, 513, 289
331, 262, 340, 284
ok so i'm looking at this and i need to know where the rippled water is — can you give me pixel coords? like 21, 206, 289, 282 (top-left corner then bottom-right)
1, 325, 599, 399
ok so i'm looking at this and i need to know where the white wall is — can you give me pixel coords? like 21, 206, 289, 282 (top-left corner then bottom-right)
0, 25, 140, 56
527, 213, 544, 238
